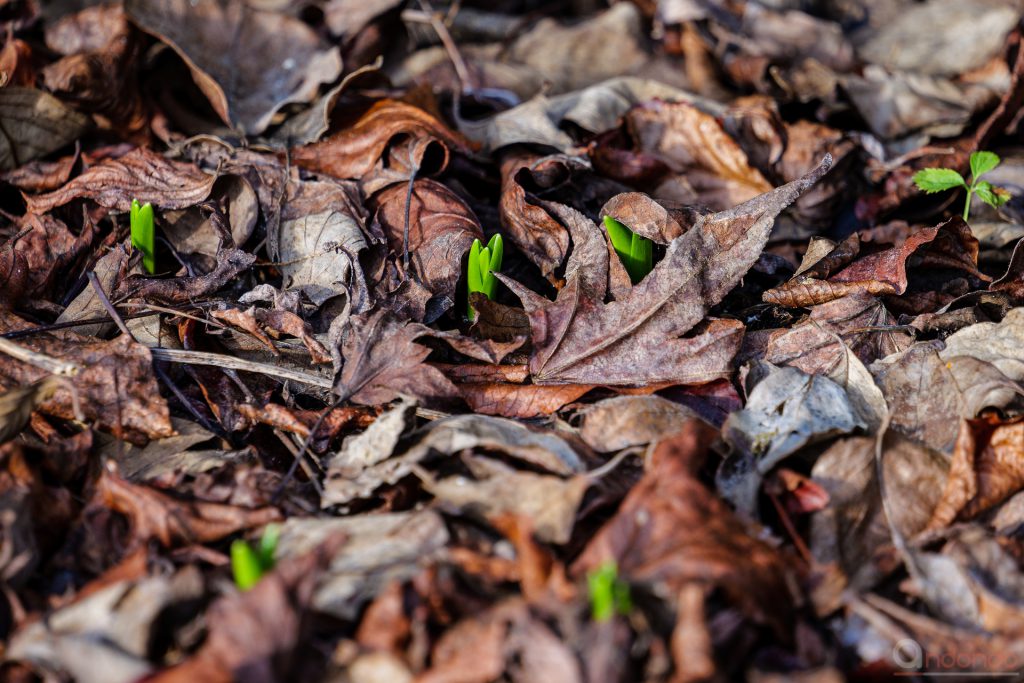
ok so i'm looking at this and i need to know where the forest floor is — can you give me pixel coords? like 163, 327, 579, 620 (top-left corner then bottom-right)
2, 0, 1024, 681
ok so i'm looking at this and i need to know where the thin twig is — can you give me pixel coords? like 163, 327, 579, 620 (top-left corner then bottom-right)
0, 311, 159, 339
0, 337, 79, 376
87, 271, 135, 340
148, 348, 334, 389
403, 4, 474, 94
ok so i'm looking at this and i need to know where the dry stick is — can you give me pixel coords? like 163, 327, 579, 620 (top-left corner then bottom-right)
0, 336, 80, 377
148, 348, 334, 390
87, 271, 135, 340
403, 5, 474, 94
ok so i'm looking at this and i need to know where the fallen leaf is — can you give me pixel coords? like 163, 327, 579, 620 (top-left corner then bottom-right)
0, 87, 90, 171
718, 363, 866, 514
576, 395, 698, 453
278, 178, 370, 308
498, 152, 572, 278
292, 99, 470, 181
574, 422, 796, 636
600, 100, 774, 210
26, 146, 216, 214
810, 434, 948, 592
498, 157, 831, 386
0, 320, 172, 442
459, 383, 592, 419
94, 460, 280, 548
114, 248, 255, 305
929, 415, 1024, 529
126, 0, 342, 135
371, 179, 483, 317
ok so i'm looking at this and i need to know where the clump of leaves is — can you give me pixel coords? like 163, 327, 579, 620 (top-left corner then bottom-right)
130, 198, 155, 274
603, 216, 652, 284
913, 150, 1011, 221
466, 234, 503, 319
587, 560, 632, 622
231, 523, 280, 591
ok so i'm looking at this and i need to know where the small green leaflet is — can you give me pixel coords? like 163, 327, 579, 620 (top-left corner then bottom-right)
974, 181, 1010, 208
970, 150, 1000, 180
912, 168, 966, 194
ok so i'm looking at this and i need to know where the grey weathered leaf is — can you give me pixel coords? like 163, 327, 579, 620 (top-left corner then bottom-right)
0, 87, 90, 171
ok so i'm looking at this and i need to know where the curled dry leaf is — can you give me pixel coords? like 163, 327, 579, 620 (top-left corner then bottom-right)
458, 383, 593, 419
0, 87, 90, 171
574, 422, 795, 636
126, 0, 342, 135
595, 100, 774, 210
115, 248, 255, 305
26, 147, 216, 214
292, 99, 471, 181
94, 461, 281, 548
929, 416, 1024, 529
498, 157, 832, 386
371, 179, 483, 317
765, 217, 984, 308
9, 213, 96, 300
498, 152, 572, 278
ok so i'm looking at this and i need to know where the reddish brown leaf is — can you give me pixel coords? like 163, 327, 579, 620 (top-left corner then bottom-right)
371, 178, 483, 316
114, 248, 255, 304
498, 158, 831, 386
94, 461, 281, 548
292, 99, 471, 181
459, 383, 593, 418
602, 100, 774, 210
26, 147, 216, 214
573, 422, 796, 635
929, 416, 1024, 529
334, 309, 460, 407
498, 152, 572, 278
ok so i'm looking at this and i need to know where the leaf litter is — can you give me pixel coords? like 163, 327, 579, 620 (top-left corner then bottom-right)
4, 1, 1024, 681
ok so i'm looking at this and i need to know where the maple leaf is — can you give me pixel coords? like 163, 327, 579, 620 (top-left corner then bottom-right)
496, 156, 833, 386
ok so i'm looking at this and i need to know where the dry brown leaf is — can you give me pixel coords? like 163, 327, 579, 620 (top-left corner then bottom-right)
573, 422, 795, 635
126, 0, 342, 135
498, 157, 831, 386
498, 152, 572, 278
115, 248, 255, 304
334, 309, 460, 407
26, 147, 216, 214
0, 87, 90, 171
458, 383, 592, 419
0, 318, 172, 443
371, 179, 483, 318
292, 99, 471, 181
609, 100, 774, 210
94, 461, 280, 548
929, 416, 1024, 529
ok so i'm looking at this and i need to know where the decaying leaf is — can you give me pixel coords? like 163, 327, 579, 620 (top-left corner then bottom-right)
26, 147, 216, 214
126, 0, 342, 135
0, 87, 90, 171
499, 157, 831, 386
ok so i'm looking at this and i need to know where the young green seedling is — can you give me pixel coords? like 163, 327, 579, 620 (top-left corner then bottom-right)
130, 198, 155, 274
913, 150, 1011, 221
466, 234, 503, 319
230, 523, 280, 591
587, 560, 632, 622
603, 216, 652, 284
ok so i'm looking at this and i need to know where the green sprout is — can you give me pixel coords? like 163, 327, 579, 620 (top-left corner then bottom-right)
913, 150, 1011, 222
466, 234, 503, 319
130, 198, 155, 274
587, 560, 632, 622
603, 216, 652, 284
231, 523, 280, 591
